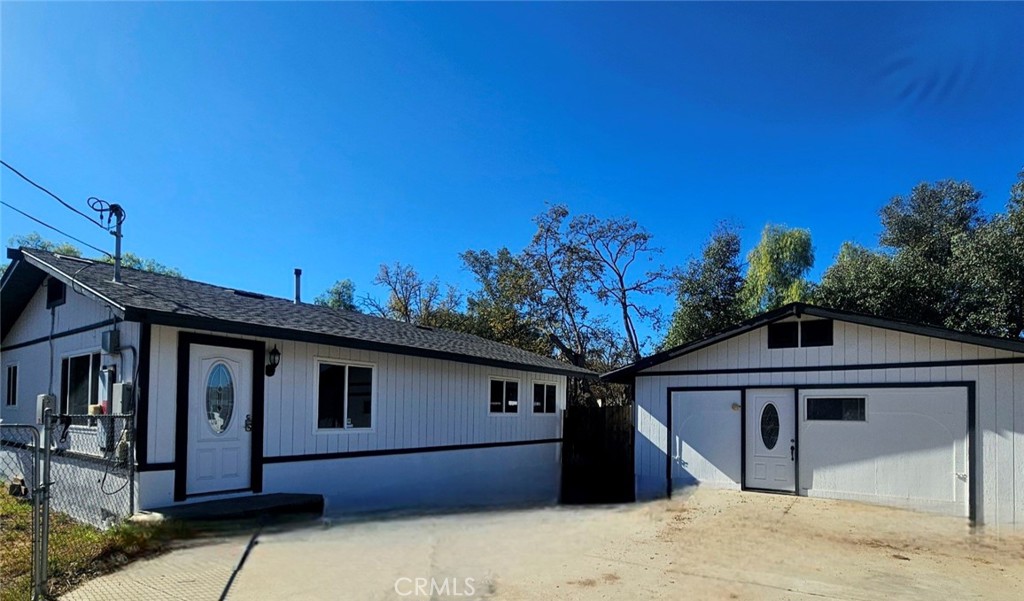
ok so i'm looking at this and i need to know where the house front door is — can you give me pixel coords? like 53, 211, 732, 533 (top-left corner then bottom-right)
745, 389, 796, 493
186, 344, 253, 496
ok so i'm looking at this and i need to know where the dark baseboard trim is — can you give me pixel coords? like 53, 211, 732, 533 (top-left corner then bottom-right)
262, 437, 562, 465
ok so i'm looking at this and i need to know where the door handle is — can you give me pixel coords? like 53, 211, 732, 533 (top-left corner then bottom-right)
244, 414, 253, 432
790, 439, 796, 461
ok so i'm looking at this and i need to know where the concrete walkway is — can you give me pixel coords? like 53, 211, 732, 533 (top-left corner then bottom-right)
64, 490, 1024, 601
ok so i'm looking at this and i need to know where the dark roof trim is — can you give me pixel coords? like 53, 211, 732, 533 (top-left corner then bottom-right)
603, 302, 1024, 383
11, 248, 127, 316
127, 308, 595, 379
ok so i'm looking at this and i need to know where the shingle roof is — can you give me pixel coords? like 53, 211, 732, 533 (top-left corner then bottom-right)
5, 248, 594, 378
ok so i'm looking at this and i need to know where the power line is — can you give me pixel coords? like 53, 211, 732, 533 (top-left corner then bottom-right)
1, 200, 112, 258
0, 159, 108, 230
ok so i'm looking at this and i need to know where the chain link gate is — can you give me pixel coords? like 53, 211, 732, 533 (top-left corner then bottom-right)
1, 410, 135, 600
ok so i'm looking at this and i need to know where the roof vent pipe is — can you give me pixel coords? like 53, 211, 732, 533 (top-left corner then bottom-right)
294, 268, 302, 304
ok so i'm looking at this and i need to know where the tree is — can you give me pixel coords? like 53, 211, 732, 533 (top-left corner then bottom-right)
741, 224, 814, 314
570, 212, 668, 362
816, 175, 1024, 339
362, 262, 463, 327
314, 279, 359, 312
522, 205, 597, 367
460, 248, 551, 356
103, 252, 182, 277
664, 224, 745, 348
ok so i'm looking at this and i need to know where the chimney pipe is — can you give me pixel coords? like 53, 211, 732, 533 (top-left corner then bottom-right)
294, 268, 302, 304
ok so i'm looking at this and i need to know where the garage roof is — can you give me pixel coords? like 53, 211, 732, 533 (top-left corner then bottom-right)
604, 302, 1024, 382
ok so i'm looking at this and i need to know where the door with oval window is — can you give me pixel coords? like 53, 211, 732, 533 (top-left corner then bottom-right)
187, 344, 252, 496
745, 389, 796, 492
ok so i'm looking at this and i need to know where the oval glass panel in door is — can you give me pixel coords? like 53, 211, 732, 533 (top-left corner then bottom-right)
760, 403, 779, 450
206, 363, 234, 434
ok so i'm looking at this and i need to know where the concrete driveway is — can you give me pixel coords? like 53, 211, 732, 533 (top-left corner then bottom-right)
65, 488, 1024, 600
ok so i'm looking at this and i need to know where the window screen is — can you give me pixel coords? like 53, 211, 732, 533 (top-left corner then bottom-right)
490, 379, 518, 413
533, 383, 557, 413
46, 279, 66, 309
801, 319, 834, 347
767, 322, 799, 348
807, 397, 866, 421
5, 365, 16, 406
318, 363, 373, 429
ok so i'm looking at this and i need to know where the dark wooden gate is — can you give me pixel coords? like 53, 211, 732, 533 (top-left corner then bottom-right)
561, 404, 635, 504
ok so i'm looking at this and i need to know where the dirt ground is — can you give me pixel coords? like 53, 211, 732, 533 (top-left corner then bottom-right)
66, 488, 1024, 600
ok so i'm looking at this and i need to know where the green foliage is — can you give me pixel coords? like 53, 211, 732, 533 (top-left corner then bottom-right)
461, 248, 551, 356
99, 252, 182, 277
314, 279, 359, 312
363, 262, 463, 328
664, 224, 746, 348
741, 224, 814, 314
816, 175, 1023, 339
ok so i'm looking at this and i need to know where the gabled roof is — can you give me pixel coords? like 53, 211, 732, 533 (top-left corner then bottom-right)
603, 302, 1024, 383
2, 248, 594, 378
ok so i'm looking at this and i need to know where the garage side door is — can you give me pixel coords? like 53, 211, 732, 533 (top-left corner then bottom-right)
798, 387, 969, 517
671, 390, 742, 490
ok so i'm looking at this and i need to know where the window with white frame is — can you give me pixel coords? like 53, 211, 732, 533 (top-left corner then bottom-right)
5, 365, 17, 407
60, 352, 100, 416
317, 361, 373, 429
489, 378, 518, 414
532, 382, 557, 414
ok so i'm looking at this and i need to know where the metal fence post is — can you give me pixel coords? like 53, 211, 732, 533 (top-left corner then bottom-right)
39, 408, 53, 597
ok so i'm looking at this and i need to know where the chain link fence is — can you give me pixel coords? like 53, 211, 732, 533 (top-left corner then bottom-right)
0, 413, 135, 600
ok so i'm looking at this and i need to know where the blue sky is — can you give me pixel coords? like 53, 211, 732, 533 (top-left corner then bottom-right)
2, 2, 1022, 346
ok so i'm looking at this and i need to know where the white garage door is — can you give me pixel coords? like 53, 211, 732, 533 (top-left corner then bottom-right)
798, 386, 969, 517
670, 390, 742, 489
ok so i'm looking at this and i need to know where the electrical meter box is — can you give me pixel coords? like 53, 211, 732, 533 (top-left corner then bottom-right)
36, 394, 56, 424
112, 382, 134, 415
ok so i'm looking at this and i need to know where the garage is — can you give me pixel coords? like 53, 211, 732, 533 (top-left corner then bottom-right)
615, 302, 1024, 525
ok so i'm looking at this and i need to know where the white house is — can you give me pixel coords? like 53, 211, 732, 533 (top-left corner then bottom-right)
1, 248, 592, 515
605, 303, 1024, 524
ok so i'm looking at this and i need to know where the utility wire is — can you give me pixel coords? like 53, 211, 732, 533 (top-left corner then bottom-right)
0, 159, 108, 230
1, 200, 112, 258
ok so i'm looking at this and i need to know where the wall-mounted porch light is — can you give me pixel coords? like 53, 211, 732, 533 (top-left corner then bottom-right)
266, 345, 281, 377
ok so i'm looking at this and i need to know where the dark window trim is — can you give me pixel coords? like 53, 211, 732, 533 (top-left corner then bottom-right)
315, 359, 375, 431
532, 381, 558, 414
767, 322, 799, 349
489, 377, 519, 414
60, 351, 101, 417
800, 319, 834, 347
664, 381, 976, 523
5, 364, 17, 407
805, 396, 866, 422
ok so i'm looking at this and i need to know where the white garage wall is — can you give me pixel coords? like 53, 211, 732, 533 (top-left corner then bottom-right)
634, 317, 1024, 525
670, 390, 741, 490
798, 387, 968, 516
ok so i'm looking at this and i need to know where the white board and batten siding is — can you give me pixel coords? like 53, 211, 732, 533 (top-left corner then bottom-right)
0, 282, 140, 426
142, 325, 566, 511
634, 318, 1024, 525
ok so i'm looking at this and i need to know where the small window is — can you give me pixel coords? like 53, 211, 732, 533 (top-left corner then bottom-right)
5, 365, 17, 407
46, 278, 66, 309
533, 383, 557, 414
801, 319, 834, 347
807, 397, 866, 421
206, 363, 235, 434
317, 361, 373, 429
489, 379, 518, 414
767, 322, 799, 348
60, 352, 101, 424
